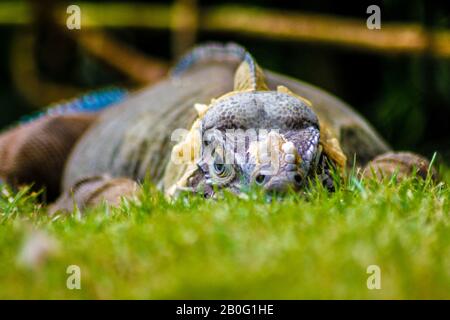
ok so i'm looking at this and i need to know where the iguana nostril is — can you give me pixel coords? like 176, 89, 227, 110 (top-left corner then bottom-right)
293, 174, 302, 185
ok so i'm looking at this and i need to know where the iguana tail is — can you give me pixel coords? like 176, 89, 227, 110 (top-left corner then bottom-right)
0, 87, 128, 200
20, 87, 128, 124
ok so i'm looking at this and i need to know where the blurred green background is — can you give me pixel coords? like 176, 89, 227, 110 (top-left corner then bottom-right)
0, 0, 449, 161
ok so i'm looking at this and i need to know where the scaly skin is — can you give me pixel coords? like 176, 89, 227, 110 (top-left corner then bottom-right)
63, 43, 390, 198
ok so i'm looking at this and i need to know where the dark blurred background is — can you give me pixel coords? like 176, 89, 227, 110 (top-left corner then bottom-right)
0, 0, 449, 161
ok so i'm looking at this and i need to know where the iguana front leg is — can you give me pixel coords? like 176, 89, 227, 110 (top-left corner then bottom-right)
362, 152, 438, 181
49, 175, 138, 215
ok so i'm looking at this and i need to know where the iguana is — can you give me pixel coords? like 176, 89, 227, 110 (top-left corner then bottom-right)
0, 43, 434, 212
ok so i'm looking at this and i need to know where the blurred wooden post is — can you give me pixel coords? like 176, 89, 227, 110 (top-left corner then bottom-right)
8, 1, 170, 108
202, 6, 450, 57
10, 33, 82, 108
1, 2, 449, 58
73, 31, 168, 84
171, 0, 198, 58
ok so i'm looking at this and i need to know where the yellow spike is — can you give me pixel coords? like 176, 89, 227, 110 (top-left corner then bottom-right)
194, 103, 208, 117
277, 85, 312, 107
234, 60, 269, 91
319, 121, 347, 170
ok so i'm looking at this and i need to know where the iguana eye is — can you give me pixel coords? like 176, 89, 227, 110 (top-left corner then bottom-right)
209, 157, 235, 184
213, 162, 225, 175
212, 161, 234, 178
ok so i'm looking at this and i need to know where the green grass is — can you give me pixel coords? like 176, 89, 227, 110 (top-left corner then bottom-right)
0, 168, 449, 299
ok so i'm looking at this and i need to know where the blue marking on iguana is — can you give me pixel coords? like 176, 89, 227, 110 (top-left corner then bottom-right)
20, 87, 128, 123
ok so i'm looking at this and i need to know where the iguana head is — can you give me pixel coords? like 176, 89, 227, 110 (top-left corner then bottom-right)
168, 52, 346, 198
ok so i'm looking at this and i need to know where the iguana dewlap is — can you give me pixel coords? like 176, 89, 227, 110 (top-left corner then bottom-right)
0, 43, 433, 211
